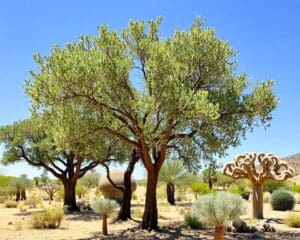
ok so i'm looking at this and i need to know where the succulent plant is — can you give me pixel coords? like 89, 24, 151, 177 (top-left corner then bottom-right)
271, 189, 295, 211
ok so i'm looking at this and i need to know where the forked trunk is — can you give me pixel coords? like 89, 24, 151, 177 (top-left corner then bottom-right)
214, 225, 224, 240
252, 184, 263, 219
118, 151, 139, 221
166, 183, 175, 205
141, 170, 159, 229
63, 179, 79, 211
102, 214, 108, 235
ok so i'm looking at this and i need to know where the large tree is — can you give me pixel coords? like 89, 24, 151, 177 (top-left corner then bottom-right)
25, 18, 277, 229
0, 109, 126, 211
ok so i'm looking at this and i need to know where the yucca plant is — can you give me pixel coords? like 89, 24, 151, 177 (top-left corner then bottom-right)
159, 159, 193, 205
191, 192, 246, 240
91, 197, 119, 235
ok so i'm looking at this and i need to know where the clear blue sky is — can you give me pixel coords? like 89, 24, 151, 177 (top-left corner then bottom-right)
0, 0, 299, 179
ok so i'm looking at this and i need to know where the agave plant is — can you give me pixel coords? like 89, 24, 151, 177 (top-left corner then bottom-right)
91, 197, 119, 235
191, 192, 246, 240
159, 158, 193, 205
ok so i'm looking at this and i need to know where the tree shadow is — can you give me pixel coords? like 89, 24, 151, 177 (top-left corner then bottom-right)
67, 210, 100, 222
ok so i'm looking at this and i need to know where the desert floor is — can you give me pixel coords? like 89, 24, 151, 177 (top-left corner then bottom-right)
0, 199, 300, 240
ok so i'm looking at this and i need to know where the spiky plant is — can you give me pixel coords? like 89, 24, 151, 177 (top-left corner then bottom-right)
191, 192, 246, 240
159, 159, 193, 205
91, 197, 119, 235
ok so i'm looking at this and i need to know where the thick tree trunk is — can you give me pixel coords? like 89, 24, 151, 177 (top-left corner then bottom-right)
166, 183, 175, 205
16, 190, 20, 202
208, 178, 213, 189
141, 169, 159, 229
63, 180, 79, 211
252, 184, 263, 219
117, 151, 139, 221
214, 225, 224, 240
21, 189, 26, 200
102, 214, 108, 235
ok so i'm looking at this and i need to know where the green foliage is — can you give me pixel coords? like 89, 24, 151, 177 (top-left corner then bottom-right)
184, 213, 204, 229
4, 200, 18, 208
263, 180, 290, 193
291, 185, 300, 193
91, 197, 119, 215
55, 188, 65, 202
228, 180, 250, 199
189, 181, 211, 198
29, 207, 64, 229
215, 172, 234, 187
191, 192, 246, 226
76, 183, 88, 199
271, 189, 295, 211
284, 212, 300, 228
159, 159, 191, 185
78, 171, 101, 188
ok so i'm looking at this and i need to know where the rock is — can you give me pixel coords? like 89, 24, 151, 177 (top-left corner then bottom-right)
232, 219, 248, 232
99, 170, 137, 202
8, 221, 12, 225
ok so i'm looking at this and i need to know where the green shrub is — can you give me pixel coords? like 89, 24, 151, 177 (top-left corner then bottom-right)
285, 212, 300, 228
4, 200, 18, 208
189, 181, 210, 199
291, 185, 300, 193
263, 180, 290, 193
271, 189, 295, 211
184, 213, 204, 229
228, 180, 250, 200
55, 188, 64, 201
91, 197, 118, 215
29, 207, 64, 229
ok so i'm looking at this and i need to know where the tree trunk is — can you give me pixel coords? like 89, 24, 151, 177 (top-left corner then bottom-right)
21, 189, 26, 200
166, 183, 175, 205
117, 151, 139, 221
63, 180, 79, 211
16, 190, 20, 202
141, 169, 159, 229
214, 225, 224, 240
252, 184, 263, 219
102, 214, 108, 235
208, 178, 213, 189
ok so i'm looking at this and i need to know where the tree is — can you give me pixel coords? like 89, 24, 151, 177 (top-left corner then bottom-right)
191, 192, 246, 240
25, 18, 277, 229
189, 181, 210, 199
91, 197, 119, 236
78, 171, 101, 188
202, 160, 222, 189
158, 158, 191, 205
41, 179, 61, 203
0, 113, 127, 211
223, 152, 295, 219
10, 174, 31, 201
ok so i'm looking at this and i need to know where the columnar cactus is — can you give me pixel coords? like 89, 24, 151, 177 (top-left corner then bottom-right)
223, 153, 295, 219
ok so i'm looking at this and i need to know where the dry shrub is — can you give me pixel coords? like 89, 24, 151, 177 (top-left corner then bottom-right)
19, 203, 28, 213
24, 196, 42, 208
285, 212, 300, 228
132, 208, 143, 219
29, 207, 64, 229
4, 200, 18, 208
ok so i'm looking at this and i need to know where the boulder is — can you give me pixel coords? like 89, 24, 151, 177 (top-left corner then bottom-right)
99, 170, 137, 202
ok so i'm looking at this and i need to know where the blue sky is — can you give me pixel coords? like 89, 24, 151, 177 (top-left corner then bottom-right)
0, 0, 299, 179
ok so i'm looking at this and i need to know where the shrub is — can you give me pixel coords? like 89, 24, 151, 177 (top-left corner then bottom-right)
55, 188, 64, 201
29, 207, 64, 229
24, 196, 42, 208
189, 181, 210, 199
90, 197, 119, 235
271, 189, 295, 211
4, 200, 18, 208
228, 180, 250, 200
133, 207, 143, 219
191, 192, 246, 240
285, 212, 300, 228
263, 180, 290, 193
291, 185, 300, 193
184, 213, 204, 229
19, 203, 28, 213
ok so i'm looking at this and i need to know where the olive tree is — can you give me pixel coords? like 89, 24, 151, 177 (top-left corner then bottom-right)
25, 18, 277, 229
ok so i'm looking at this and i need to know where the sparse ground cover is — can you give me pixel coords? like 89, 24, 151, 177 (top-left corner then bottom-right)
1, 185, 300, 240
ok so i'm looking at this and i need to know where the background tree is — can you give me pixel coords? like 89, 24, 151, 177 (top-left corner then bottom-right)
26, 18, 277, 229
41, 179, 61, 203
78, 171, 101, 188
202, 159, 222, 189
10, 174, 31, 201
158, 158, 192, 205
223, 152, 295, 219
0, 111, 127, 210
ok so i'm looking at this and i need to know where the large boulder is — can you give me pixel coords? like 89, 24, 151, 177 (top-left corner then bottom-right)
99, 170, 137, 202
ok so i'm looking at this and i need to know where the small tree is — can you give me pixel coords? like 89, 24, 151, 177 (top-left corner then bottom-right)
91, 197, 119, 236
191, 192, 246, 240
223, 153, 295, 219
41, 180, 61, 204
189, 181, 210, 199
10, 175, 31, 201
158, 159, 191, 205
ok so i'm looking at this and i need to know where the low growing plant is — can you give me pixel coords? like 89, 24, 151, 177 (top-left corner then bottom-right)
29, 206, 64, 229
91, 197, 119, 236
4, 200, 18, 208
271, 189, 295, 211
24, 196, 42, 208
184, 213, 204, 229
291, 185, 300, 193
284, 212, 300, 228
191, 192, 246, 240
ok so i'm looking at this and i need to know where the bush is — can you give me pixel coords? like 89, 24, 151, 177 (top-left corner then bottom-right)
19, 203, 28, 213
285, 212, 300, 228
91, 197, 118, 215
24, 196, 42, 208
228, 180, 250, 200
271, 189, 295, 211
189, 181, 210, 199
184, 213, 204, 229
29, 207, 64, 229
191, 192, 246, 226
263, 180, 290, 193
291, 185, 300, 193
4, 200, 18, 208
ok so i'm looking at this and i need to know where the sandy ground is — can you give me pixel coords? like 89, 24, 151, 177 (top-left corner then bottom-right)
0, 200, 300, 240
